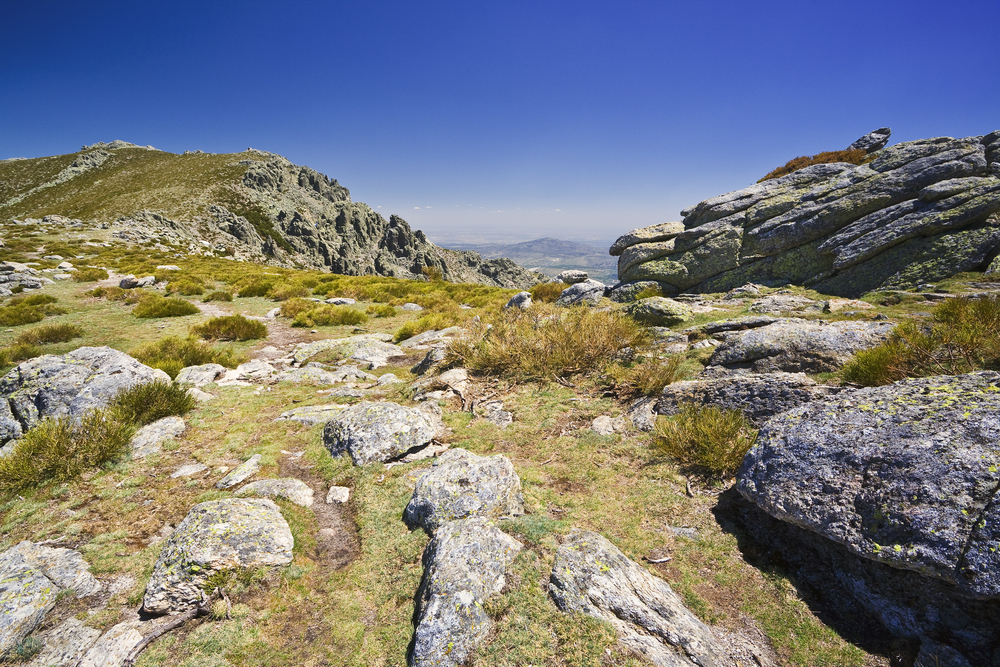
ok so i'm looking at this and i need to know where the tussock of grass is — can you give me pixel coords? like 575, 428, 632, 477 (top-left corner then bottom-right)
653, 403, 758, 476
393, 311, 464, 342
86, 286, 145, 304
132, 295, 200, 318
0, 294, 66, 326
0, 408, 136, 494
203, 290, 233, 302
601, 355, 685, 398
291, 305, 367, 328
168, 279, 205, 296
16, 323, 83, 345
131, 336, 245, 379
842, 295, 1000, 386
109, 380, 195, 426
71, 267, 109, 282
191, 314, 267, 341
529, 282, 569, 303
447, 304, 646, 380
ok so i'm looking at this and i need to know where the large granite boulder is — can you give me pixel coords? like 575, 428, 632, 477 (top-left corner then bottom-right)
323, 401, 438, 465
142, 498, 293, 614
613, 132, 1000, 296
292, 335, 407, 369
736, 371, 1000, 663
410, 518, 521, 667
0, 346, 170, 449
555, 279, 606, 307
0, 542, 101, 656
550, 530, 730, 667
656, 372, 842, 427
404, 449, 524, 532
627, 297, 693, 326
707, 318, 895, 373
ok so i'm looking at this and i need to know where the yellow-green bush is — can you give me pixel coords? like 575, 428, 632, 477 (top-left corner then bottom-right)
168, 279, 205, 296
203, 290, 233, 302
653, 404, 757, 476
291, 305, 367, 328
131, 336, 245, 379
367, 303, 396, 318
601, 355, 685, 398
0, 343, 42, 367
530, 282, 569, 303
191, 314, 267, 341
279, 297, 314, 319
268, 283, 310, 301
394, 310, 465, 342
16, 323, 83, 345
132, 295, 200, 318
109, 380, 195, 426
86, 286, 144, 304
71, 267, 109, 282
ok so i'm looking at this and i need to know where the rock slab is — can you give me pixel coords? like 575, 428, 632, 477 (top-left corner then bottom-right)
323, 401, 437, 465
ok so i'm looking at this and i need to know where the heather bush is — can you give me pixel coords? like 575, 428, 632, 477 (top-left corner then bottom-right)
16, 323, 83, 345
291, 305, 367, 328
72, 267, 109, 282
203, 290, 233, 302
758, 148, 870, 182
529, 282, 569, 303
109, 380, 195, 426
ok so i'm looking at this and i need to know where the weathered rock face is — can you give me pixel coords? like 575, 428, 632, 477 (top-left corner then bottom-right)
410, 518, 521, 667
627, 297, 693, 326
614, 131, 1000, 297
142, 498, 293, 614
323, 401, 438, 465
707, 318, 895, 373
236, 478, 315, 508
130, 415, 185, 458
292, 334, 406, 369
0, 346, 169, 449
404, 449, 525, 532
549, 530, 729, 667
555, 279, 606, 307
656, 372, 842, 427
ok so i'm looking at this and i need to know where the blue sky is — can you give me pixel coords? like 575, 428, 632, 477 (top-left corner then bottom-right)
3, 0, 998, 246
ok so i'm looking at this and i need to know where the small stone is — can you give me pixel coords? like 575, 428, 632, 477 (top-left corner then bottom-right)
171, 463, 208, 478
215, 454, 261, 489
504, 292, 532, 309
175, 363, 226, 386
130, 416, 185, 458
236, 478, 314, 508
400, 302, 424, 311
326, 486, 350, 504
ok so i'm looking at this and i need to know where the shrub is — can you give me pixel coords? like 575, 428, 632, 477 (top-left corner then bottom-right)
602, 355, 685, 398
109, 380, 196, 426
86, 286, 144, 304
280, 298, 314, 319
758, 148, 870, 183
191, 314, 267, 341
394, 311, 464, 342
236, 278, 276, 298
132, 295, 200, 318
0, 342, 42, 367
421, 265, 444, 282
203, 290, 233, 302
9, 636, 43, 661
530, 282, 570, 303
0, 305, 45, 326
16, 323, 83, 345
268, 283, 309, 301
367, 303, 396, 318
168, 279, 205, 296
291, 305, 367, 328
0, 408, 136, 494
72, 267, 109, 282
841, 295, 1000, 386
653, 404, 758, 476
447, 304, 646, 380
634, 284, 664, 300
10, 294, 58, 307
130, 336, 245, 379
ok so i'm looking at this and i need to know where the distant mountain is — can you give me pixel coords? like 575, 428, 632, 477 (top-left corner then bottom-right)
0, 141, 540, 288
445, 236, 617, 282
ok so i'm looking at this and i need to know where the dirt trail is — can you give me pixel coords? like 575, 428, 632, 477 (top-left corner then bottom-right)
279, 457, 359, 571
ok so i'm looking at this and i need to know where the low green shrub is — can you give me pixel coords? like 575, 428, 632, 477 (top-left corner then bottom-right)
0, 342, 42, 366
366, 303, 396, 318
447, 304, 646, 380
168, 279, 205, 296
268, 283, 309, 301
634, 284, 664, 300
601, 355, 685, 398
86, 286, 144, 304
0, 305, 45, 326
279, 298, 314, 319
530, 282, 569, 304
130, 336, 245, 379
291, 305, 367, 328
758, 148, 870, 182
10, 294, 58, 307
203, 290, 233, 302
653, 404, 758, 476
841, 295, 1000, 386
109, 380, 196, 426
132, 295, 200, 318
236, 278, 276, 298
0, 408, 136, 494
191, 314, 267, 341
394, 311, 464, 342
71, 267, 109, 282
16, 323, 83, 345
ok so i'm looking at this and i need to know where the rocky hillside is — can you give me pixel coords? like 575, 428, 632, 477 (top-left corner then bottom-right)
0, 141, 538, 288
613, 128, 1000, 297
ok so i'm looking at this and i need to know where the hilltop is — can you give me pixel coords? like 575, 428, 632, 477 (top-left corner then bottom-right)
0, 141, 539, 289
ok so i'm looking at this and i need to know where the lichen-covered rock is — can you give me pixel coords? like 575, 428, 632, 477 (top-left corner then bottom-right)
0, 542, 100, 598
627, 297, 693, 326
275, 403, 346, 425
175, 363, 226, 386
215, 454, 261, 489
130, 415, 185, 458
555, 269, 589, 284
607, 281, 674, 302
737, 371, 1000, 598
76, 619, 145, 667
142, 498, 293, 614
504, 291, 532, 309
747, 294, 821, 315
24, 617, 101, 667
236, 478, 314, 507
323, 401, 438, 465
656, 372, 842, 427
0, 346, 168, 448
549, 530, 727, 667
708, 318, 895, 373
404, 448, 524, 532
555, 279, 606, 307
293, 335, 406, 369
411, 518, 521, 667
610, 222, 686, 256
617, 133, 1000, 296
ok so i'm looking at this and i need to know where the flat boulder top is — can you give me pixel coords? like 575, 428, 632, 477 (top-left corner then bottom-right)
142, 498, 293, 614
737, 371, 1000, 597
323, 401, 437, 466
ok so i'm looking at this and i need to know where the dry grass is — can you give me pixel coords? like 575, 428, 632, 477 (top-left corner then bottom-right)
653, 404, 758, 476
758, 148, 871, 182
601, 354, 686, 398
109, 380, 195, 426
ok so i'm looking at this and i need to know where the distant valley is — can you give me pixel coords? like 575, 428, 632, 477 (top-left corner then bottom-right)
441, 236, 618, 283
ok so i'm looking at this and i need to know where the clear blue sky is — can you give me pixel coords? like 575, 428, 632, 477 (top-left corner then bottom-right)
3, 0, 998, 246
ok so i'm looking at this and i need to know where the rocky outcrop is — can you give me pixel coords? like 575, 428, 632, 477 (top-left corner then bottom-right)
323, 401, 438, 465
555, 279, 606, 306
550, 530, 733, 667
627, 297, 693, 325
404, 449, 525, 532
236, 478, 315, 508
142, 498, 293, 614
0, 346, 169, 449
613, 130, 1000, 297
736, 371, 1000, 663
130, 415, 185, 458
292, 334, 406, 369
410, 518, 521, 667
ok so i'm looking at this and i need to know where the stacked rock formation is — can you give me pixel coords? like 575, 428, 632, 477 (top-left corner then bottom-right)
612, 129, 1000, 297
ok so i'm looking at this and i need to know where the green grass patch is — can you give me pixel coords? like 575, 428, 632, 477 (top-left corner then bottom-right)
191, 314, 267, 341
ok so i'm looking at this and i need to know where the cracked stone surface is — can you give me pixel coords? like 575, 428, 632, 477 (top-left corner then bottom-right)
323, 401, 438, 465
738, 371, 1000, 597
